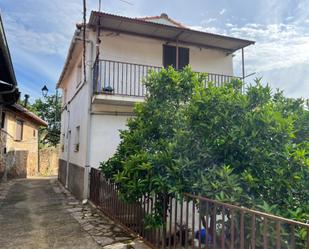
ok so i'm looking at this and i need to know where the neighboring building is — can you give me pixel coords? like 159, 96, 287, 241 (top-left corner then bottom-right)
0, 12, 20, 180
57, 12, 255, 199
0, 104, 47, 179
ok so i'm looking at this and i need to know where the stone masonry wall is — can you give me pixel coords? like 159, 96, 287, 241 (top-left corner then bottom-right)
39, 147, 59, 176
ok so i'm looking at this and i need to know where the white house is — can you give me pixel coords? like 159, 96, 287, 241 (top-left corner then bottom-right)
57, 11, 254, 200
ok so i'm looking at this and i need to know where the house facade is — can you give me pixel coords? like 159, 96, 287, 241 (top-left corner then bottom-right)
57, 12, 254, 200
0, 104, 47, 179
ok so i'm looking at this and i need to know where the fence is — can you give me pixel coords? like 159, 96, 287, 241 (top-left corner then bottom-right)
89, 168, 309, 249
92, 59, 238, 97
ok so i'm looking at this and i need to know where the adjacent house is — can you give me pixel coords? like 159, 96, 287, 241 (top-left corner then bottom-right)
57, 11, 255, 200
0, 104, 47, 179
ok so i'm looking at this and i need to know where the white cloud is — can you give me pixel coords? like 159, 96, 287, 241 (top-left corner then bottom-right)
191, 21, 309, 98
219, 8, 226, 15
3, 13, 69, 57
229, 23, 309, 73
225, 23, 234, 28
201, 18, 217, 24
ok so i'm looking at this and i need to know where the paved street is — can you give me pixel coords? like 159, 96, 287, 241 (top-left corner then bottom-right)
0, 177, 147, 249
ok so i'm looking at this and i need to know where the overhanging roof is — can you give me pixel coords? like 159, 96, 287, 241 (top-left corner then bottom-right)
0, 13, 19, 104
89, 11, 255, 53
6, 104, 48, 127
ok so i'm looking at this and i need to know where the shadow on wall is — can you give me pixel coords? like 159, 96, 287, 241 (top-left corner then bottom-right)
0, 150, 29, 179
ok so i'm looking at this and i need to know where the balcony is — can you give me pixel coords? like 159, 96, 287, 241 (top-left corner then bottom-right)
92, 59, 239, 99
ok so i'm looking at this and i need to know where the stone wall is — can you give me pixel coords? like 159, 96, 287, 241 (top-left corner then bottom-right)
0, 150, 29, 179
39, 147, 59, 176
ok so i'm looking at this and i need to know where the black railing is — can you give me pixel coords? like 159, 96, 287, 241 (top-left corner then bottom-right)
89, 168, 309, 249
93, 59, 238, 97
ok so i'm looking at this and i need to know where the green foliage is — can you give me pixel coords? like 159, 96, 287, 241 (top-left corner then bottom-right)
100, 67, 309, 228
29, 94, 61, 147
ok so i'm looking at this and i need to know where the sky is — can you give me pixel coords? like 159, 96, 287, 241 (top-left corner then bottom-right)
0, 0, 308, 102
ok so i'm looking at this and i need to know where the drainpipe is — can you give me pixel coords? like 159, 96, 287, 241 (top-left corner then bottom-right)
65, 108, 71, 188
82, 38, 94, 200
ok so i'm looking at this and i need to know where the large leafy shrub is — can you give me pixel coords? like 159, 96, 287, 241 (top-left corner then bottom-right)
100, 67, 309, 226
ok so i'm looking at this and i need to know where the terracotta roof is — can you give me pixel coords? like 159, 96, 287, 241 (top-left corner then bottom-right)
136, 13, 188, 29
6, 104, 48, 127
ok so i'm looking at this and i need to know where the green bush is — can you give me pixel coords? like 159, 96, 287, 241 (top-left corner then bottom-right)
100, 67, 309, 227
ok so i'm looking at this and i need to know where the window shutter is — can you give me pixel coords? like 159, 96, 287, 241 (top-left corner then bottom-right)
16, 120, 24, 141
178, 47, 189, 70
163, 45, 176, 68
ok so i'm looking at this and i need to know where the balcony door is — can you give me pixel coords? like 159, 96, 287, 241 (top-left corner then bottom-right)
163, 45, 189, 70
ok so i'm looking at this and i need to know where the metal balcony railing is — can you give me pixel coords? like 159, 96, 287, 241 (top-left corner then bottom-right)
93, 59, 239, 97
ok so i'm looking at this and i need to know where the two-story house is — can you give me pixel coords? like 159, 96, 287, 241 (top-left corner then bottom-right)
57, 11, 255, 200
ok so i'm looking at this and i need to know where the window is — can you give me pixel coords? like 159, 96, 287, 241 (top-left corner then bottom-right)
15, 120, 24, 141
33, 129, 36, 137
74, 126, 80, 152
1, 112, 5, 129
163, 45, 189, 70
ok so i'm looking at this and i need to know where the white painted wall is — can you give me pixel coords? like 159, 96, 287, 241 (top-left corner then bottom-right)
99, 31, 233, 75
59, 38, 95, 168
89, 114, 130, 168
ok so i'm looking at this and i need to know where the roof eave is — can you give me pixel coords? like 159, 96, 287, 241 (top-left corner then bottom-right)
0, 14, 17, 86
90, 11, 255, 52
7, 104, 48, 127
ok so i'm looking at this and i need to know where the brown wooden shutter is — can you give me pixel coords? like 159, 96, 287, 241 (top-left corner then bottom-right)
163, 45, 176, 68
178, 47, 189, 70
16, 120, 24, 141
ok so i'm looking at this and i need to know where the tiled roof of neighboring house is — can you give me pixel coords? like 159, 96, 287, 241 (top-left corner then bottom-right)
6, 104, 48, 127
136, 13, 188, 28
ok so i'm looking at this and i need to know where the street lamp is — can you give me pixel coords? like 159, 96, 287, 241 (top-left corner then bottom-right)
41, 85, 49, 98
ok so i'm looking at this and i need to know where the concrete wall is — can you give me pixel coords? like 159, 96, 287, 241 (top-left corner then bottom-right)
58, 159, 67, 186
89, 114, 130, 168
67, 162, 85, 200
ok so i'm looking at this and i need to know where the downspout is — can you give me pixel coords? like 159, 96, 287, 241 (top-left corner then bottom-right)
83, 38, 94, 200
65, 108, 70, 188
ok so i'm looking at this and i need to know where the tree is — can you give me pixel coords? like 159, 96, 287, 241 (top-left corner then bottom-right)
100, 67, 309, 230
29, 94, 61, 147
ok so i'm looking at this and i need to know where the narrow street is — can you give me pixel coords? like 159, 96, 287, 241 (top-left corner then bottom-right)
0, 177, 101, 248
0, 177, 147, 249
